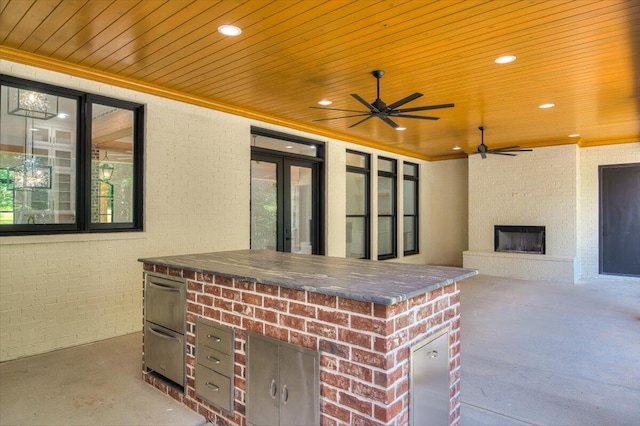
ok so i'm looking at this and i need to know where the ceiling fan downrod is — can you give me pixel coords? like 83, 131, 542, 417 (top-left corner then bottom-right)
372, 70, 386, 111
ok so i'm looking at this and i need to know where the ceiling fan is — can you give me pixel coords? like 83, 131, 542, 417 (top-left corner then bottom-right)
473, 126, 532, 159
310, 70, 454, 129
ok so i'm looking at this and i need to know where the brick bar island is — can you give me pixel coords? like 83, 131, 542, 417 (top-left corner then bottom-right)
139, 250, 477, 426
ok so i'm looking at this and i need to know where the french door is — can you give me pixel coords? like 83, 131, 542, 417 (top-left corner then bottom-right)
251, 152, 322, 254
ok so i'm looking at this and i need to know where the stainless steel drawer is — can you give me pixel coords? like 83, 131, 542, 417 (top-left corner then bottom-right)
196, 363, 233, 412
145, 322, 184, 386
198, 344, 233, 375
145, 274, 185, 333
198, 321, 233, 355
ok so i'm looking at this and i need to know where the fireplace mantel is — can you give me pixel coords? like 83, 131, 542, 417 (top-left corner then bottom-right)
139, 250, 477, 426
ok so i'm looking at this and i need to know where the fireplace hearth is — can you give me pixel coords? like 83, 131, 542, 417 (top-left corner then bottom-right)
495, 225, 545, 254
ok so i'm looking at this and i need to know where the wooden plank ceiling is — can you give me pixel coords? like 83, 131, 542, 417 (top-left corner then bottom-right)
1, 0, 638, 160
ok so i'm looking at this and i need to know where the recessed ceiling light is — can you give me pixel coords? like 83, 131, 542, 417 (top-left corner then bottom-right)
453, 146, 462, 151
318, 99, 332, 106
57, 113, 69, 119
568, 133, 581, 138
218, 25, 242, 36
285, 145, 294, 149
539, 103, 555, 109
395, 126, 407, 131
495, 55, 516, 64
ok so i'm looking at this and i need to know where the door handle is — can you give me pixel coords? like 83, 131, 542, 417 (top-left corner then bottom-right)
281, 384, 289, 404
269, 379, 277, 399
148, 282, 180, 292
147, 326, 180, 341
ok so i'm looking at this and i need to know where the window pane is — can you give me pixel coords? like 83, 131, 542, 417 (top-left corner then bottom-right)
346, 217, 366, 258
378, 176, 394, 215
290, 165, 313, 254
251, 160, 278, 250
91, 104, 134, 224
403, 162, 418, 177
346, 171, 366, 215
378, 216, 394, 256
378, 157, 395, 173
253, 134, 317, 157
403, 179, 416, 215
346, 151, 367, 168
0, 85, 77, 225
404, 216, 416, 252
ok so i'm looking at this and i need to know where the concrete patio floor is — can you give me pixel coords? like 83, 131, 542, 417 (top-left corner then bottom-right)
459, 274, 640, 425
0, 274, 638, 425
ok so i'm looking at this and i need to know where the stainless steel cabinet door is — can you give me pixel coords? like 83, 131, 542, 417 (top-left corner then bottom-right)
279, 345, 319, 426
411, 329, 450, 426
246, 334, 280, 426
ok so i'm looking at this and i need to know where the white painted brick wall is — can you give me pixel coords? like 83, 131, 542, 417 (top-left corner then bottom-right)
0, 60, 470, 361
0, 61, 251, 361
468, 144, 578, 255
427, 159, 468, 266
465, 142, 640, 283
465, 144, 579, 281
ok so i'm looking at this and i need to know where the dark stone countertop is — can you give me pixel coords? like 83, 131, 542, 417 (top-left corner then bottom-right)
138, 250, 478, 305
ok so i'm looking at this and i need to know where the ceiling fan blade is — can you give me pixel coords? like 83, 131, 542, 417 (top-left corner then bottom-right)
379, 116, 400, 129
309, 106, 367, 113
489, 145, 520, 151
385, 92, 423, 111
491, 151, 517, 156
395, 103, 455, 113
392, 113, 439, 121
351, 94, 378, 111
490, 146, 533, 153
312, 113, 370, 122
348, 115, 374, 128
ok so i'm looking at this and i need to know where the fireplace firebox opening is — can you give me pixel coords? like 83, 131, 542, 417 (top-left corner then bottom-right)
494, 225, 545, 254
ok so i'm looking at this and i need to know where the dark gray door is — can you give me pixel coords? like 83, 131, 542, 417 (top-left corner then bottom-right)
599, 163, 640, 276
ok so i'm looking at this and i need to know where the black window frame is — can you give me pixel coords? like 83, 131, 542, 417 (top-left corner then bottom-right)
377, 156, 397, 260
346, 149, 370, 259
0, 75, 144, 236
403, 161, 420, 256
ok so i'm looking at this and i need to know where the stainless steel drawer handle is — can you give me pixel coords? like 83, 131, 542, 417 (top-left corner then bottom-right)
206, 334, 221, 342
148, 282, 180, 292
206, 355, 221, 364
148, 327, 180, 341
205, 382, 220, 391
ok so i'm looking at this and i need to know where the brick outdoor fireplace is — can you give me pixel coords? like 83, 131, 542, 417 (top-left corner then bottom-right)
139, 251, 475, 426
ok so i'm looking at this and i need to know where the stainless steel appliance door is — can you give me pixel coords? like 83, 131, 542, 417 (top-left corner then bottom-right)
410, 329, 450, 426
279, 345, 319, 426
246, 333, 280, 426
144, 322, 184, 386
145, 274, 185, 333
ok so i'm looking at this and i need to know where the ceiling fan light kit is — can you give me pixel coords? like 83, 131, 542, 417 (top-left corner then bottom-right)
474, 126, 533, 159
311, 70, 454, 129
